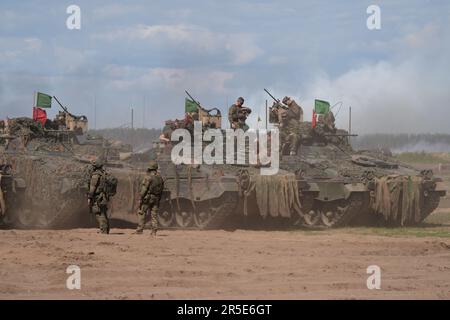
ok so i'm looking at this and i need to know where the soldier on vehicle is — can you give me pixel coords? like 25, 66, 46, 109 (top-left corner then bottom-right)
135, 161, 164, 236
159, 120, 175, 143
87, 159, 117, 234
228, 97, 252, 131
323, 110, 336, 132
282, 96, 303, 122
268, 96, 304, 155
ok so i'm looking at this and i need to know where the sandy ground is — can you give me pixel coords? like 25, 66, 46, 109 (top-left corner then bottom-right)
0, 227, 449, 300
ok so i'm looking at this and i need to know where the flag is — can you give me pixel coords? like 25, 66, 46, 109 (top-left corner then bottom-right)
312, 110, 317, 128
314, 99, 330, 114
35, 92, 52, 108
185, 98, 198, 113
33, 107, 47, 127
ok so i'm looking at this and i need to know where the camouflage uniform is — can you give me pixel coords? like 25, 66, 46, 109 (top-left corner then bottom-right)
160, 121, 175, 141
314, 112, 336, 142
282, 97, 303, 122
323, 110, 336, 132
228, 97, 251, 131
136, 161, 164, 236
277, 97, 304, 155
87, 161, 110, 234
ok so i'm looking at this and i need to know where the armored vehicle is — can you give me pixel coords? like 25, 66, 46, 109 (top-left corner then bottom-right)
148, 95, 446, 229
0, 163, 26, 226
1, 95, 445, 229
277, 119, 446, 227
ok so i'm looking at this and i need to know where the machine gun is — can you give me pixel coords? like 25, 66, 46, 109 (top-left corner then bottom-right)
185, 90, 222, 116
53, 96, 72, 115
51, 96, 88, 135
264, 88, 289, 107
264, 88, 280, 103
185, 90, 222, 129
264, 89, 289, 125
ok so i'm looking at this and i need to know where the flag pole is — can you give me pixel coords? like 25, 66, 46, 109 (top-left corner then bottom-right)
33, 91, 36, 117
131, 107, 134, 129
94, 95, 97, 130
143, 96, 146, 129
265, 99, 268, 130
349, 106, 352, 135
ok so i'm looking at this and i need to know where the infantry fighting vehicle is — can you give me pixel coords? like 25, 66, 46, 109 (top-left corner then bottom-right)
146, 94, 446, 229
277, 120, 446, 227
0, 98, 144, 228
1, 111, 92, 228
0, 164, 26, 226
1, 95, 445, 229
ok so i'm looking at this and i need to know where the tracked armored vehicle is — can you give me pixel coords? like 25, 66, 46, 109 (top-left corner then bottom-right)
0, 164, 26, 226
278, 120, 446, 227
1, 95, 445, 230
150, 96, 446, 230
1, 111, 93, 228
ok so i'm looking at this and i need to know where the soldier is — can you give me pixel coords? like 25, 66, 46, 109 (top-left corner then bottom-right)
323, 110, 336, 132
159, 120, 175, 143
2, 119, 11, 150
87, 159, 113, 234
270, 97, 304, 155
135, 161, 164, 236
313, 114, 328, 139
228, 97, 252, 131
282, 96, 303, 122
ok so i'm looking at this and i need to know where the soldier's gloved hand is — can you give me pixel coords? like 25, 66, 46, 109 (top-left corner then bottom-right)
87, 198, 92, 206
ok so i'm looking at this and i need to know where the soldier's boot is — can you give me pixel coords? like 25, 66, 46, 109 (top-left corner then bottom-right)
96, 213, 109, 234
150, 208, 158, 237
135, 210, 146, 234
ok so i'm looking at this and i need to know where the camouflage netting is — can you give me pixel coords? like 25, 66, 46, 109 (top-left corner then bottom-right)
371, 175, 424, 226
5, 154, 88, 227
244, 173, 302, 218
0, 177, 5, 216
8, 117, 45, 137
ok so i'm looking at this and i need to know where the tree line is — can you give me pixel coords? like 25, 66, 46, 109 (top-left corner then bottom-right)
89, 128, 161, 150
352, 133, 450, 151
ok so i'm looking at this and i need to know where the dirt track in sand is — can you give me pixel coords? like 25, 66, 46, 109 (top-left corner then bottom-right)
0, 228, 449, 300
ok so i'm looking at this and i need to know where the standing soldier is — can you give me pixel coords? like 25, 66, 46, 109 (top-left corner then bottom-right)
323, 110, 336, 132
282, 96, 303, 122
228, 97, 252, 131
269, 96, 303, 155
87, 159, 115, 234
135, 161, 164, 236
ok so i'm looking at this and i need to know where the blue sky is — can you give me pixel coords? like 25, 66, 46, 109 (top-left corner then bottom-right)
1, 0, 449, 133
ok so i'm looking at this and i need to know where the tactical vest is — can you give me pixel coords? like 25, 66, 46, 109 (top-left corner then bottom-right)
149, 173, 164, 196
92, 170, 117, 197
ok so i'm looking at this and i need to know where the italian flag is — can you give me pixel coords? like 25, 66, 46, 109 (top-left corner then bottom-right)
34, 92, 52, 108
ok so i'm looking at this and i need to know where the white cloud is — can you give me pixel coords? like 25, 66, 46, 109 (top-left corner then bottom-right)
104, 64, 234, 94
302, 24, 450, 134
0, 37, 42, 62
92, 24, 263, 65
91, 4, 144, 20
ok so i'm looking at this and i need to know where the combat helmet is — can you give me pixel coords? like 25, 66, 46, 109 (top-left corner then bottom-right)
282, 96, 291, 105
92, 158, 105, 169
148, 160, 158, 171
